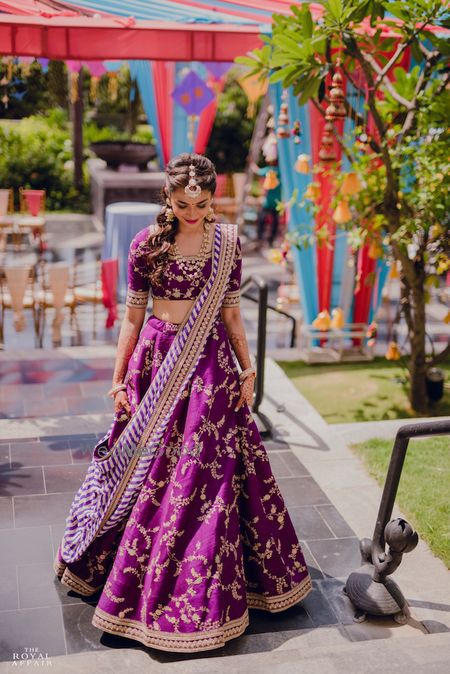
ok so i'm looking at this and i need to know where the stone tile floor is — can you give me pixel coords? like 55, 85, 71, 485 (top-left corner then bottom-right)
0, 350, 370, 663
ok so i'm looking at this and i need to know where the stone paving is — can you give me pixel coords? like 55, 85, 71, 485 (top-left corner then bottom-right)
0, 348, 449, 672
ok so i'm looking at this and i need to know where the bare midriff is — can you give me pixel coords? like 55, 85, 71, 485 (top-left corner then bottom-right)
152, 298, 196, 325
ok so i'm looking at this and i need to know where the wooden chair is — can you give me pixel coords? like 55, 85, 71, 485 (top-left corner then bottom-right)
0, 264, 40, 348
35, 261, 77, 346
0, 189, 14, 251
16, 188, 46, 249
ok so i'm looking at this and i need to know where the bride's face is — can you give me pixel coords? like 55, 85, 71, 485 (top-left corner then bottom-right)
169, 187, 213, 228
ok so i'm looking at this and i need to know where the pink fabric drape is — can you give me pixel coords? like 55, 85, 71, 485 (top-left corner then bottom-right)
101, 259, 119, 329
152, 61, 175, 165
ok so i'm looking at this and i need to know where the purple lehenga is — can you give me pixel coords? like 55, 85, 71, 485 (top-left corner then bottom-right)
54, 222, 312, 653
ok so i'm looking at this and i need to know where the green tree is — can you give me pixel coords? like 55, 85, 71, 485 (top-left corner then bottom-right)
238, 0, 449, 412
206, 74, 255, 173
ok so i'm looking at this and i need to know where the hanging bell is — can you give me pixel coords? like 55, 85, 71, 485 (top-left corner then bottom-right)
330, 307, 345, 330
333, 199, 352, 224
341, 172, 362, 196
263, 170, 280, 190
312, 310, 331, 331
325, 70, 346, 121
319, 122, 337, 162
385, 341, 401, 361
304, 183, 320, 201
295, 153, 310, 174
276, 102, 290, 138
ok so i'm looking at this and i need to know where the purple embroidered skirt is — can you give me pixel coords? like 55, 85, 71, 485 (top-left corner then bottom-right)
54, 314, 312, 652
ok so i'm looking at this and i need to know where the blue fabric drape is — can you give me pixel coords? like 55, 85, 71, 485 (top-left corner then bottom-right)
270, 83, 318, 325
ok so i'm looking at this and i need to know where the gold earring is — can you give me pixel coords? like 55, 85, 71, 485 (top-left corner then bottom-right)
205, 207, 215, 223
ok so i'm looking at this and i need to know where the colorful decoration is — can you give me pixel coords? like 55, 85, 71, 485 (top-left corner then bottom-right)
368, 239, 383, 259
295, 153, 311, 174
325, 70, 346, 122
341, 172, 362, 196
366, 321, 378, 347
85, 61, 106, 103
389, 260, 400, 279
333, 199, 352, 224
312, 309, 331, 331
263, 170, 280, 190
291, 120, 301, 143
385, 340, 401, 361
172, 70, 215, 145
304, 182, 320, 201
276, 102, 290, 138
319, 121, 337, 162
262, 130, 278, 163
237, 72, 268, 117
330, 307, 345, 329
357, 132, 371, 152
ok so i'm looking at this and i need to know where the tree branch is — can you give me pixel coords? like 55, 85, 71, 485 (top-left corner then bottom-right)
400, 50, 441, 138
363, 52, 414, 109
374, 15, 436, 86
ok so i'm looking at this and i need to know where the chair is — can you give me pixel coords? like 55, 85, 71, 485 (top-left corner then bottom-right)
16, 188, 46, 249
73, 256, 119, 338
0, 189, 14, 251
35, 261, 76, 346
0, 264, 40, 348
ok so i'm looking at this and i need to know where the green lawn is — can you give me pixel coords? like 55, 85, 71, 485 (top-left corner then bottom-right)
350, 437, 450, 568
277, 358, 450, 424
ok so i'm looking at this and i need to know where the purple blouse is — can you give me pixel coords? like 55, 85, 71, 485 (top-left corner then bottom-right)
125, 225, 242, 309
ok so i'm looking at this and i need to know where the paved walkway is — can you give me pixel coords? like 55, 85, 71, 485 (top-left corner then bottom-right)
0, 346, 449, 672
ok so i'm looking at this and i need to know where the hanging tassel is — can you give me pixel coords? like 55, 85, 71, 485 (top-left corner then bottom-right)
330, 307, 345, 329
304, 183, 320, 201
263, 170, 280, 190
385, 341, 401, 361
319, 121, 337, 162
295, 153, 310, 174
341, 172, 362, 196
7, 58, 13, 81
70, 71, 79, 104
187, 115, 198, 145
325, 69, 346, 122
312, 310, 331, 331
333, 200, 352, 224
108, 72, 118, 102
89, 75, 99, 103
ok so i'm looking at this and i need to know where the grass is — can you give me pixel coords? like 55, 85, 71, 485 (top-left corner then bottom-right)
350, 436, 450, 568
276, 358, 450, 424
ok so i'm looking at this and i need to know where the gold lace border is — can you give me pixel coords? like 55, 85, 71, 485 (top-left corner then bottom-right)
90, 575, 312, 653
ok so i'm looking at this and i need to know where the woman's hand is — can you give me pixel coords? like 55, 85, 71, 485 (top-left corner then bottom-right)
235, 375, 255, 412
114, 389, 131, 417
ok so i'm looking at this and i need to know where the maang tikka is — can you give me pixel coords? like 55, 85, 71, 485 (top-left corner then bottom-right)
185, 164, 202, 199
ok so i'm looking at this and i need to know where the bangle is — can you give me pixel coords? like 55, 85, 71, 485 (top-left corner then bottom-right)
239, 367, 256, 383
107, 383, 127, 398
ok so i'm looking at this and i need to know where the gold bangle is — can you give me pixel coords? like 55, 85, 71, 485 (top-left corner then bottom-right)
107, 383, 127, 398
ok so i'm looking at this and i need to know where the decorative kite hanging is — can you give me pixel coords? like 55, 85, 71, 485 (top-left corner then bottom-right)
172, 70, 215, 145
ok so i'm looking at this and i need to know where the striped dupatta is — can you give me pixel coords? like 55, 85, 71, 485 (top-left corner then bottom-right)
61, 223, 238, 564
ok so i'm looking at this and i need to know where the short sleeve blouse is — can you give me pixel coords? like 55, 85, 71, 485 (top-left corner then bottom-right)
125, 226, 241, 309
